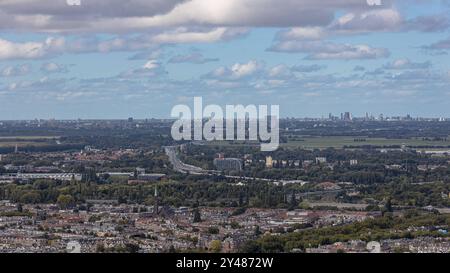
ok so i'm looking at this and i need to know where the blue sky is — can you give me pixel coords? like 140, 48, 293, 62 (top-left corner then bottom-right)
0, 0, 450, 119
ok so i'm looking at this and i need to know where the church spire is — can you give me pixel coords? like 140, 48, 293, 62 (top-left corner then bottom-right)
154, 185, 159, 216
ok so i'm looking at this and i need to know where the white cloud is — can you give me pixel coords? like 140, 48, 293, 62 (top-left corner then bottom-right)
150, 27, 248, 44
1, 64, 31, 77
168, 52, 218, 64
404, 14, 450, 32
0, 0, 445, 35
0, 27, 249, 61
231, 60, 261, 78
268, 8, 398, 59
269, 40, 390, 60
119, 60, 167, 78
383, 58, 431, 70
330, 8, 402, 33
307, 44, 389, 60
40, 62, 69, 73
268, 65, 288, 77
0, 37, 64, 60
291, 64, 326, 73
278, 27, 327, 40
205, 60, 264, 81
143, 60, 160, 70
424, 36, 450, 51
0, 0, 382, 33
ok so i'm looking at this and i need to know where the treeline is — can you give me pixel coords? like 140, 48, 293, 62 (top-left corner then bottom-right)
183, 145, 450, 184
1, 178, 448, 208
361, 181, 450, 207
241, 213, 450, 253
0, 180, 303, 208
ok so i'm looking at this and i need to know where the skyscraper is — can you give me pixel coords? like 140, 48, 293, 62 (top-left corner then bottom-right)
344, 112, 352, 121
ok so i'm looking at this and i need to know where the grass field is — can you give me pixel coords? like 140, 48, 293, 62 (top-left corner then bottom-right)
204, 136, 450, 149
283, 137, 450, 149
0, 136, 60, 147
0, 136, 58, 140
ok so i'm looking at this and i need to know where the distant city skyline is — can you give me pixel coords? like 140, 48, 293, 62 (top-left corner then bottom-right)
0, 112, 449, 121
1, 1, 450, 119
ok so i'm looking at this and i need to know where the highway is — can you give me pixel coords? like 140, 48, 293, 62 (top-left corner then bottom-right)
164, 145, 309, 184
164, 146, 205, 174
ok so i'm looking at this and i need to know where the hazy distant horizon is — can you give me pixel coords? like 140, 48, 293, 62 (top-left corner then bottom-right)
0, 113, 449, 121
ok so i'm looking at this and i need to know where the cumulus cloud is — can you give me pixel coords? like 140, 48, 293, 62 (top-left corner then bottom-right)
271, 6, 435, 46
403, 14, 450, 32
0, 0, 391, 33
150, 27, 248, 44
386, 69, 440, 81
168, 52, 218, 64
268, 9, 397, 60
40, 62, 69, 73
143, 60, 160, 70
269, 40, 390, 60
276, 27, 326, 41
383, 58, 431, 70
4, 76, 69, 93
229, 60, 262, 78
268, 5, 447, 59
423, 37, 450, 50
205, 60, 263, 80
0, 0, 445, 36
0, 0, 185, 32
119, 60, 168, 78
203, 61, 327, 89
330, 9, 402, 33
291, 64, 326, 73
0, 37, 64, 60
307, 45, 389, 60
128, 49, 165, 61
1, 64, 31, 77
267, 64, 294, 79
0, 0, 184, 18
0, 27, 250, 60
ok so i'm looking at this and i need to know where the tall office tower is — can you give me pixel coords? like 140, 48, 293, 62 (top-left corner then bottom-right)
344, 112, 352, 121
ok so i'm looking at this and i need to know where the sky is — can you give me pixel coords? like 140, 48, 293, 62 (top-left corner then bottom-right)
0, 0, 450, 119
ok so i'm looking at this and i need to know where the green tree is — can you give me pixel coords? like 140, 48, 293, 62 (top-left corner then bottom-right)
210, 240, 222, 253
16, 203, 23, 213
57, 194, 75, 209
193, 209, 202, 223
208, 226, 220, 234
254, 225, 262, 236
288, 191, 298, 211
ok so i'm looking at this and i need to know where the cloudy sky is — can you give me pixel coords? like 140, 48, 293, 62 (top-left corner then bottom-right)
0, 0, 450, 119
